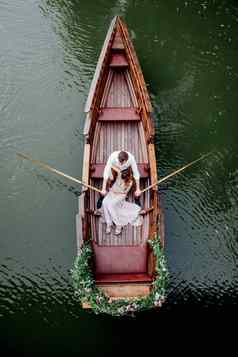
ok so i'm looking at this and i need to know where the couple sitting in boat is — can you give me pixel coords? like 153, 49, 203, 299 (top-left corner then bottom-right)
100, 150, 143, 235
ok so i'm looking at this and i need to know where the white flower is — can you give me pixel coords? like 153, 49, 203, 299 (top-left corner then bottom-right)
154, 299, 162, 307
155, 292, 161, 301
84, 287, 92, 293
117, 307, 124, 314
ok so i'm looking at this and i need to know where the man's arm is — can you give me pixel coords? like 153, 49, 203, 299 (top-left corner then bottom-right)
101, 153, 114, 195
130, 155, 141, 196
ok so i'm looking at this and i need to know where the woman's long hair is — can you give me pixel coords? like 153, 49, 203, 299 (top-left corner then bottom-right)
108, 166, 134, 190
121, 166, 134, 187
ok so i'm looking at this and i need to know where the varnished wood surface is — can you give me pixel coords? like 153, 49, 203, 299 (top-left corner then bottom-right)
92, 122, 148, 164
81, 282, 151, 308
101, 69, 135, 108
82, 144, 90, 187
99, 283, 151, 297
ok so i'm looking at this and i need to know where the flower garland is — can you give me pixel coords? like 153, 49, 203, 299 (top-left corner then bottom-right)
71, 235, 168, 316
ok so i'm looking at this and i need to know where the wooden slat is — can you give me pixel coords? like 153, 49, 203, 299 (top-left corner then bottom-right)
83, 112, 92, 138
143, 191, 150, 242
89, 180, 97, 242
91, 122, 101, 162
105, 70, 132, 108
125, 70, 138, 107
121, 122, 125, 152
111, 29, 124, 50
78, 193, 85, 218
82, 144, 90, 186
147, 143, 158, 273
138, 122, 148, 162
77, 193, 90, 243
91, 122, 147, 164
131, 123, 136, 161
103, 124, 107, 162
148, 143, 158, 191
100, 70, 113, 108
158, 198, 165, 249
129, 122, 132, 153
100, 125, 104, 163
113, 122, 117, 153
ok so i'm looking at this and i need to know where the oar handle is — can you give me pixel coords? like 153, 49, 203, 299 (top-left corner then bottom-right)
16, 152, 101, 194
81, 183, 101, 193
140, 182, 157, 194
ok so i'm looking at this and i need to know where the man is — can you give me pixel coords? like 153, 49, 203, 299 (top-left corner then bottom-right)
101, 150, 141, 197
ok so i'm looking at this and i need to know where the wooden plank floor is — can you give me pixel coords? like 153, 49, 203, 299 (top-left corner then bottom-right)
92, 121, 148, 164
89, 65, 151, 246
100, 69, 137, 108
90, 121, 150, 246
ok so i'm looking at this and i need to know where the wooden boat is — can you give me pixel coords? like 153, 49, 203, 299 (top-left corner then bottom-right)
76, 16, 164, 307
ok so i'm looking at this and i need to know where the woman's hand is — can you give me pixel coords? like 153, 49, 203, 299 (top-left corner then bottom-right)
101, 189, 107, 196
134, 189, 141, 197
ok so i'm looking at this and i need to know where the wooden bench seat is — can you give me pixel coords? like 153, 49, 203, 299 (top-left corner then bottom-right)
92, 242, 148, 274
109, 52, 128, 67
98, 108, 140, 121
90, 163, 150, 178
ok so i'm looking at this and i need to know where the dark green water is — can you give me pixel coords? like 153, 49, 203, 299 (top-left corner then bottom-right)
1, 0, 238, 354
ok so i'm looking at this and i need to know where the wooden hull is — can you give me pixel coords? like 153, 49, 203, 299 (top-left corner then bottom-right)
76, 16, 164, 304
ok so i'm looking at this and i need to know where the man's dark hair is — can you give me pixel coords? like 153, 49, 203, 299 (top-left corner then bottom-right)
118, 151, 128, 163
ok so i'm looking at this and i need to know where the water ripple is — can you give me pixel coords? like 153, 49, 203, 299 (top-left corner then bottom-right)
0, 259, 77, 323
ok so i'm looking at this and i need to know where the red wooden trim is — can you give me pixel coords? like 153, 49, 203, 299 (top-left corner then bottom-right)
110, 53, 128, 67
90, 163, 150, 178
96, 273, 153, 283
98, 108, 140, 121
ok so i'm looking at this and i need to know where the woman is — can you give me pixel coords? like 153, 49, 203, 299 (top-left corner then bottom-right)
100, 166, 143, 235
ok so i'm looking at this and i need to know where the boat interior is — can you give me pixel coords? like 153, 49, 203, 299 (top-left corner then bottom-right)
87, 30, 153, 285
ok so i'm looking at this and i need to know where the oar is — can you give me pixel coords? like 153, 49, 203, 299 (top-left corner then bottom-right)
141, 151, 213, 194
16, 152, 101, 193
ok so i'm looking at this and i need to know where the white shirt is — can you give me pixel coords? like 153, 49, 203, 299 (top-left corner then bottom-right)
103, 151, 140, 181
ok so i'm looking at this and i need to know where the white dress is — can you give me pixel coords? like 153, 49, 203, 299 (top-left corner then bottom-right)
100, 173, 143, 227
